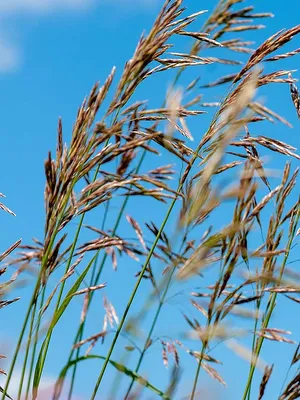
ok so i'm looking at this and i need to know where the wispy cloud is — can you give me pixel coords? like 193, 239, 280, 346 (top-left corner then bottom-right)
0, 0, 95, 15
0, 0, 157, 15
0, 367, 83, 399
0, 38, 19, 72
0, 0, 160, 73
0, 0, 95, 72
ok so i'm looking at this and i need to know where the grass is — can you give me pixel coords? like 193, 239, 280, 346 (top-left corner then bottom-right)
0, 0, 300, 399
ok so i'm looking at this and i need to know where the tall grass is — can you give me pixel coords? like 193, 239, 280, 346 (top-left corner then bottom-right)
1, 0, 300, 399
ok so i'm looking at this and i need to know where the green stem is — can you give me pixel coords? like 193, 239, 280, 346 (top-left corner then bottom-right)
67, 200, 108, 399
190, 342, 207, 400
17, 302, 36, 400
124, 264, 177, 399
34, 212, 85, 379
2, 281, 40, 400
89, 71, 220, 394
2, 171, 82, 400
90, 194, 177, 399
66, 150, 148, 399
66, 11, 218, 395
108, 13, 226, 395
32, 160, 104, 396
24, 289, 46, 400
242, 209, 299, 400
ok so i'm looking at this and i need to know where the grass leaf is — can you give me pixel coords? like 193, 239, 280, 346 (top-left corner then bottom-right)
53, 355, 169, 400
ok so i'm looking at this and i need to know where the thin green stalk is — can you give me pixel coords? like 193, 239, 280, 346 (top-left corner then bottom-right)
89, 61, 226, 396
66, 149, 148, 399
242, 210, 299, 400
31, 159, 104, 396
246, 300, 260, 400
23, 288, 46, 400
33, 212, 85, 380
1, 280, 40, 400
32, 253, 98, 399
67, 251, 101, 400
90, 194, 178, 399
2, 169, 84, 400
124, 264, 177, 399
67, 201, 109, 399
190, 342, 207, 400
17, 301, 36, 400
8, 129, 104, 399
67, 8, 221, 394
67, 324, 84, 400
89, 146, 205, 399
32, 112, 123, 395
115, 11, 230, 394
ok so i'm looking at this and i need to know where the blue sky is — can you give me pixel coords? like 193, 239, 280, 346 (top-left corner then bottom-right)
0, 1, 299, 399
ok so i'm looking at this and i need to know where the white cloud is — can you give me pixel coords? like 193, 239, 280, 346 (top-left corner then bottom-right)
0, 0, 161, 72
0, 368, 54, 398
0, 0, 157, 15
0, 0, 95, 15
0, 367, 83, 399
0, 0, 95, 72
0, 38, 19, 72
